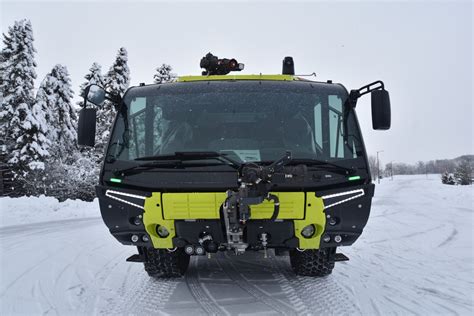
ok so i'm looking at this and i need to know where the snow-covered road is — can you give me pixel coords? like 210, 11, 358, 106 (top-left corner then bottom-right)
0, 175, 472, 315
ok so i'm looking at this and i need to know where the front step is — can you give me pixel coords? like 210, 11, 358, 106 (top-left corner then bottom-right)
126, 254, 144, 263
334, 253, 349, 262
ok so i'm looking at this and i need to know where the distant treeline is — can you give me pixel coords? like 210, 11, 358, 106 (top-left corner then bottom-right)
368, 155, 474, 176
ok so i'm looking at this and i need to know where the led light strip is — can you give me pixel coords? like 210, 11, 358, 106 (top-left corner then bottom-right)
321, 189, 365, 209
105, 189, 146, 210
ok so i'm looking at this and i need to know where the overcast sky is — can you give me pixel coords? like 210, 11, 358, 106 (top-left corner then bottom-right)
1, 0, 472, 164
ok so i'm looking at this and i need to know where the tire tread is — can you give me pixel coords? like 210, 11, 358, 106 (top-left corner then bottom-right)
289, 248, 335, 277
143, 248, 190, 278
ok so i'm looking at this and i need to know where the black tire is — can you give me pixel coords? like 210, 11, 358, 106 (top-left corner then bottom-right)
143, 247, 190, 278
289, 247, 335, 277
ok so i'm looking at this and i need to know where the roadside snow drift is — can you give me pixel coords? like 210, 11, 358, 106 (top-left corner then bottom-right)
0, 175, 472, 315
0, 196, 100, 227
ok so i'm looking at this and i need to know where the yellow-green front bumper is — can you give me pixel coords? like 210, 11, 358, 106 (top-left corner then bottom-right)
143, 192, 326, 249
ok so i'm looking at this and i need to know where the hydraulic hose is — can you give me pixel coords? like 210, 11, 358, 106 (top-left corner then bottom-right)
267, 193, 280, 221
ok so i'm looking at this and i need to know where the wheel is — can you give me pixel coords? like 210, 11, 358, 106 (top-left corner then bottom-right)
142, 247, 190, 278
289, 247, 335, 277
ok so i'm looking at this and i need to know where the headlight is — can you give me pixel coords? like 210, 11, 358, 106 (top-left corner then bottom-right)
301, 224, 316, 238
156, 225, 170, 238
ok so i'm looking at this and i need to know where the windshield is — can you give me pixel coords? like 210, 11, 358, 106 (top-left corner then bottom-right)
107, 81, 366, 165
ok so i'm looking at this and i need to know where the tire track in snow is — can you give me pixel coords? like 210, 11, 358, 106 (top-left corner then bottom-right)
0, 241, 73, 298
219, 253, 309, 314
383, 295, 420, 315
437, 228, 458, 247
185, 257, 228, 315
216, 253, 298, 315
368, 224, 445, 244
0, 217, 100, 235
271, 255, 361, 315
265, 253, 309, 315
106, 271, 180, 316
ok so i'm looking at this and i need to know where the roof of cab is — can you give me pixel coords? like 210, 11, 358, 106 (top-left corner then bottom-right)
177, 74, 298, 82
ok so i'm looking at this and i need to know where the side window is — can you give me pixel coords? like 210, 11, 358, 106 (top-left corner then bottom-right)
329, 95, 344, 158
153, 106, 164, 153
128, 97, 146, 159
127, 97, 164, 159
313, 102, 323, 151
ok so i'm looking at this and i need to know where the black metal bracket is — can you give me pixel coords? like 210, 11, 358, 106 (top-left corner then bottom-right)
348, 80, 385, 107
334, 252, 350, 262
126, 254, 144, 263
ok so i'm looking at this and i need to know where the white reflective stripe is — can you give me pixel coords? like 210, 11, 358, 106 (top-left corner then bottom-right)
321, 189, 365, 209
105, 189, 146, 210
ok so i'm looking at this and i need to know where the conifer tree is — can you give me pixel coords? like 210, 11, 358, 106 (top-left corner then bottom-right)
76, 62, 105, 166
77, 62, 105, 108
104, 47, 130, 96
36, 64, 76, 161
154, 64, 176, 84
96, 47, 130, 155
0, 20, 49, 171
454, 160, 472, 185
441, 171, 449, 184
52, 65, 76, 157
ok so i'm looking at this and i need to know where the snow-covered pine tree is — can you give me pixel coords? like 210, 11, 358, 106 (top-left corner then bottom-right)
447, 174, 456, 185
72, 62, 105, 197
96, 47, 130, 155
104, 47, 130, 97
441, 171, 449, 184
454, 160, 472, 185
36, 64, 77, 161
53, 65, 76, 159
0, 53, 5, 103
0, 20, 49, 171
154, 64, 177, 84
76, 62, 105, 169
77, 62, 104, 108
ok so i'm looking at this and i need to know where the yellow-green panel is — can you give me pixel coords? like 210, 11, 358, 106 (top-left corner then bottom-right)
162, 192, 227, 219
162, 193, 189, 219
177, 74, 296, 82
251, 192, 304, 219
162, 192, 305, 220
143, 192, 175, 248
294, 193, 326, 249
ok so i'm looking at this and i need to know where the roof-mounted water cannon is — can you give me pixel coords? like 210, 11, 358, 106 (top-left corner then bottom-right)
200, 53, 244, 76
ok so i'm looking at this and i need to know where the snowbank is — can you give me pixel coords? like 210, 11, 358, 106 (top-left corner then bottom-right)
0, 196, 100, 228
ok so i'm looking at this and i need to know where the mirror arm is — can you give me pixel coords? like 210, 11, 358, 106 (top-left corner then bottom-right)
80, 92, 122, 109
348, 80, 385, 108
105, 93, 121, 104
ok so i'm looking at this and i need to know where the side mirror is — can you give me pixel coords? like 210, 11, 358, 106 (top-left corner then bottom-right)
371, 90, 391, 130
85, 84, 106, 106
77, 108, 97, 146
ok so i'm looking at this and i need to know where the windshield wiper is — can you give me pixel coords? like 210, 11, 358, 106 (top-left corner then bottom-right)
113, 160, 231, 177
136, 151, 241, 168
113, 151, 241, 177
255, 158, 355, 175
287, 158, 356, 175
